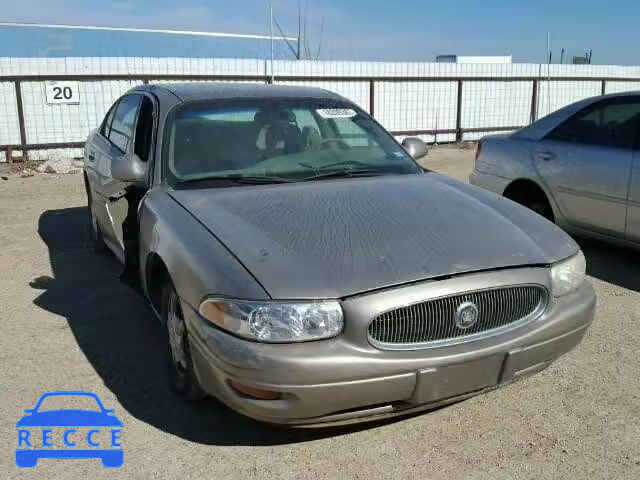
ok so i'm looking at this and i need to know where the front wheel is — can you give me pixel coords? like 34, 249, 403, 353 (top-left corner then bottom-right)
162, 280, 206, 402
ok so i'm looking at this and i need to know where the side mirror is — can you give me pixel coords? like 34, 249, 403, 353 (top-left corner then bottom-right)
401, 137, 428, 160
111, 153, 146, 185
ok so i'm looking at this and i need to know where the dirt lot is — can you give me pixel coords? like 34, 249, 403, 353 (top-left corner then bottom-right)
1, 147, 639, 479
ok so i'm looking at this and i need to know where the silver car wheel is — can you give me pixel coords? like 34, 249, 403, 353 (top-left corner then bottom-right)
167, 291, 188, 374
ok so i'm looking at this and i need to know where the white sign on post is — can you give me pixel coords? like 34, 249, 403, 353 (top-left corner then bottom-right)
45, 81, 80, 105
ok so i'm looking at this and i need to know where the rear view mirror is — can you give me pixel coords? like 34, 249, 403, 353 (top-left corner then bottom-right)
401, 137, 428, 160
111, 153, 146, 185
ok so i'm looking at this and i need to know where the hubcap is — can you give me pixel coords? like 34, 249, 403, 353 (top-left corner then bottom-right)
167, 291, 188, 374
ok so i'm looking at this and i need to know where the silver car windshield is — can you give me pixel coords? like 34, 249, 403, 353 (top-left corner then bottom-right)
165, 98, 420, 187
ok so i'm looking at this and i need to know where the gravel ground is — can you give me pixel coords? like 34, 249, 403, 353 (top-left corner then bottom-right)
1, 147, 639, 479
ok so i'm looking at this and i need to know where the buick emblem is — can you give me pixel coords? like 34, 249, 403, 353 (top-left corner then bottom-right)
455, 302, 479, 329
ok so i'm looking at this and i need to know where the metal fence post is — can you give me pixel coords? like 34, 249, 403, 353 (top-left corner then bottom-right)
601, 79, 607, 95
455, 80, 463, 143
530, 79, 539, 124
369, 79, 375, 116
14, 80, 27, 161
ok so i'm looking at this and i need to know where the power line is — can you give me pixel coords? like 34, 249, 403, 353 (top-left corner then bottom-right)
272, 16, 299, 58
0, 21, 297, 41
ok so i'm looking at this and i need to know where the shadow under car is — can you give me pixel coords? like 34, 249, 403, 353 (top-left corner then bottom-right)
33, 206, 436, 446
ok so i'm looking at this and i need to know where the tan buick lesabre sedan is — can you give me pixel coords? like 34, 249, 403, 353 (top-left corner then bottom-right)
83, 83, 595, 425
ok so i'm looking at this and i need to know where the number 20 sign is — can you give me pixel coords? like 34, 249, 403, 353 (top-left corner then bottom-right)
45, 81, 80, 105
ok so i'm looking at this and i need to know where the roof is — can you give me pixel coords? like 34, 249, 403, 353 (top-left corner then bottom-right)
141, 82, 343, 102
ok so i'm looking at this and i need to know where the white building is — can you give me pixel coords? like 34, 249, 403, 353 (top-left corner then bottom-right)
436, 55, 513, 64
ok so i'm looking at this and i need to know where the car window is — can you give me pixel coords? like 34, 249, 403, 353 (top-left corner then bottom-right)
36, 395, 102, 412
165, 98, 419, 185
548, 98, 640, 149
100, 103, 117, 138
133, 96, 154, 162
109, 95, 142, 153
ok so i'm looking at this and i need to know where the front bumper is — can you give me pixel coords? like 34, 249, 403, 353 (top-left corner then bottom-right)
184, 270, 595, 425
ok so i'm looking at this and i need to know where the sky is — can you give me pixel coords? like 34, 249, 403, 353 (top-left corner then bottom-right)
1, 0, 639, 64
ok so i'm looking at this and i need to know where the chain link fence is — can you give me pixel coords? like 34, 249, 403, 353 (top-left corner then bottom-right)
2, 58, 640, 161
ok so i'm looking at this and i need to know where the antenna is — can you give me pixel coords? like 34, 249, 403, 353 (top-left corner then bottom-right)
546, 32, 551, 115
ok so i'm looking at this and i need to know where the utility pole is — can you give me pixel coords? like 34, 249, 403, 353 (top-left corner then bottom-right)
297, 0, 302, 59
269, 1, 274, 82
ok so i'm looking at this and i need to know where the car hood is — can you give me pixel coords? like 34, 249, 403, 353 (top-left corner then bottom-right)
169, 173, 578, 298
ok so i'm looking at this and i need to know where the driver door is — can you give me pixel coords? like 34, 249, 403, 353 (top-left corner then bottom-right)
92, 94, 143, 262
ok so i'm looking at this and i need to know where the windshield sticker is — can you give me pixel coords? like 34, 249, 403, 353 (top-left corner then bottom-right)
316, 108, 357, 119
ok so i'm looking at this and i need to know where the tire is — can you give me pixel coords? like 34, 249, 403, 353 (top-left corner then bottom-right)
504, 182, 554, 223
528, 201, 552, 221
161, 280, 206, 402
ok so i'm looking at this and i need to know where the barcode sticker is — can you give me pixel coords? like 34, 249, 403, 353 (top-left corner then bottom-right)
316, 108, 357, 119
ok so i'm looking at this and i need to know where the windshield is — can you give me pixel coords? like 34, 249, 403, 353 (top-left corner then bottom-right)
36, 394, 102, 412
164, 97, 420, 187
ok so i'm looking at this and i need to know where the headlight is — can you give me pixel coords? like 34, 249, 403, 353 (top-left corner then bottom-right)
550, 251, 586, 297
198, 298, 343, 343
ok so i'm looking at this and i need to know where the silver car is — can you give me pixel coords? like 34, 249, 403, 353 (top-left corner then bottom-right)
84, 83, 595, 425
471, 91, 640, 247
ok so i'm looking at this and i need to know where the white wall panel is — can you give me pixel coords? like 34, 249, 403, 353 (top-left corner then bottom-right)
537, 81, 601, 117
0, 82, 20, 160
604, 81, 640, 94
462, 81, 533, 129
275, 80, 370, 112
20, 80, 142, 145
376, 81, 457, 137
2, 57, 640, 160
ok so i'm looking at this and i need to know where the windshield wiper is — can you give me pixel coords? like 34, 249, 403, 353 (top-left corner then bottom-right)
175, 174, 295, 188
300, 167, 391, 181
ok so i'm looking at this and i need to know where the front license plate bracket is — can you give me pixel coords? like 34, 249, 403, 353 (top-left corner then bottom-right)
409, 354, 505, 405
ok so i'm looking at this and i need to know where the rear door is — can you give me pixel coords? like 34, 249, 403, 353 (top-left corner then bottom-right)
92, 94, 143, 261
86, 102, 117, 242
534, 96, 640, 237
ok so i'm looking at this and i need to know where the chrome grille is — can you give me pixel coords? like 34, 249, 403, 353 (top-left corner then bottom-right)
368, 285, 547, 349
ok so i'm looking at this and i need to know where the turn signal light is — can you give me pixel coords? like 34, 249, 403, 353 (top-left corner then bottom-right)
227, 380, 281, 400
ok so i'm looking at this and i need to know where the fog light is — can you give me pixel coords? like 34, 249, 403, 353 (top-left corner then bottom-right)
227, 380, 281, 400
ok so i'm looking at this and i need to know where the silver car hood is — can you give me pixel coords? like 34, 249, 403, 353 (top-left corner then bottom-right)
169, 173, 578, 299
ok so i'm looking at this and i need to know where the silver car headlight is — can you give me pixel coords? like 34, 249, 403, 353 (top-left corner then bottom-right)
550, 251, 586, 297
198, 298, 343, 343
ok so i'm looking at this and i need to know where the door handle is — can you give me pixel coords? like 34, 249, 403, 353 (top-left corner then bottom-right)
87, 151, 96, 161
537, 151, 555, 161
